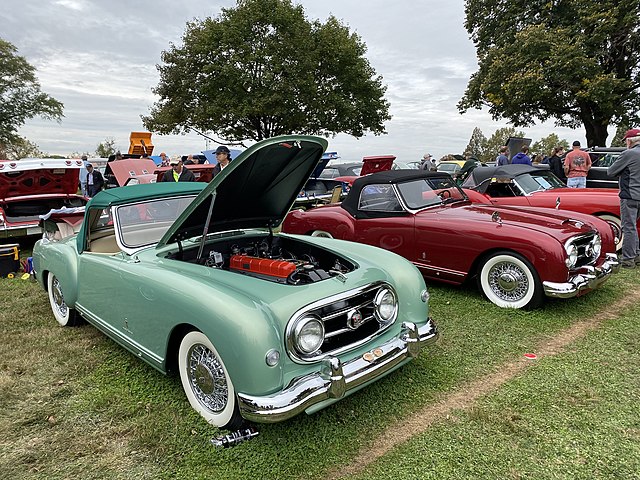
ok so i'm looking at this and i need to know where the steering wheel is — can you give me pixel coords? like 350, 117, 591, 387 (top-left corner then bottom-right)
438, 189, 452, 200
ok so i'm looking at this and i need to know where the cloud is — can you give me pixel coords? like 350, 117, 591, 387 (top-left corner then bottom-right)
4, 0, 588, 160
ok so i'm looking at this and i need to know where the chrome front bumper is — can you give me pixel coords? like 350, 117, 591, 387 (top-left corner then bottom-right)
237, 318, 438, 423
543, 253, 620, 298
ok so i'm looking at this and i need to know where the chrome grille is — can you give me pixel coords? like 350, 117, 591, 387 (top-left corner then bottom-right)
571, 232, 599, 268
286, 282, 394, 363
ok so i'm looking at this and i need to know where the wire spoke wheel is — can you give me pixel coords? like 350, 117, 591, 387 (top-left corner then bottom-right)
178, 331, 242, 429
479, 252, 542, 309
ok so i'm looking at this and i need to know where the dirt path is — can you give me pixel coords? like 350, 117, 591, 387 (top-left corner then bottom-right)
326, 290, 640, 480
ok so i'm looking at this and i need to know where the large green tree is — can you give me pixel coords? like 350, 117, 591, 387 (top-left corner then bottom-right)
458, 0, 640, 148
0, 39, 63, 146
143, 0, 390, 144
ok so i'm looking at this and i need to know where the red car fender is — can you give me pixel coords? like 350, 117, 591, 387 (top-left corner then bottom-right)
283, 207, 355, 240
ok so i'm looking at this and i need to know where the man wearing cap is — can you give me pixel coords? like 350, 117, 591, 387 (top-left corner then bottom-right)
420, 153, 436, 171
212, 146, 232, 176
161, 157, 196, 182
86, 163, 104, 197
563, 141, 591, 188
607, 128, 640, 268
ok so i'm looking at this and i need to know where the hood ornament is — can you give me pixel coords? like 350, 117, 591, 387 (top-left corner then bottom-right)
491, 211, 502, 225
556, 196, 561, 209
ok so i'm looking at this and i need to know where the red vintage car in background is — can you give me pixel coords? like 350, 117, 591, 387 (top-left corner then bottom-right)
0, 159, 88, 239
461, 165, 630, 249
333, 154, 396, 186
282, 170, 619, 309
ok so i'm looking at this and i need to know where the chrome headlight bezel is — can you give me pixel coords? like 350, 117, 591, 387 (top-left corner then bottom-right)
565, 242, 578, 268
292, 315, 325, 355
589, 234, 602, 259
373, 286, 398, 325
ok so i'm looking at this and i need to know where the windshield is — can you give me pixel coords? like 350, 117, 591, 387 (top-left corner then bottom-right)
437, 163, 461, 173
515, 170, 566, 194
396, 176, 466, 209
115, 195, 196, 248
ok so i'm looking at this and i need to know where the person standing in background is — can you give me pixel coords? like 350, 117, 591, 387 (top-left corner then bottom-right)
607, 128, 640, 268
511, 145, 532, 165
86, 163, 104, 197
496, 146, 509, 166
548, 146, 566, 183
563, 141, 591, 188
161, 157, 196, 182
212, 146, 232, 176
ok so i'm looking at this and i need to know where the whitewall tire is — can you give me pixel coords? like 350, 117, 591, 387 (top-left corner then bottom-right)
596, 214, 622, 251
47, 273, 82, 326
478, 252, 543, 309
311, 230, 333, 238
178, 331, 243, 430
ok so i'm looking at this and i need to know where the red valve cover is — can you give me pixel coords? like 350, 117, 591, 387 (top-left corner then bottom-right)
230, 255, 297, 279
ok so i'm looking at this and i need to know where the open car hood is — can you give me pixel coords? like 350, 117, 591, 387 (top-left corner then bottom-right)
360, 155, 396, 175
0, 159, 84, 199
104, 159, 158, 186
158, 135, 328, 246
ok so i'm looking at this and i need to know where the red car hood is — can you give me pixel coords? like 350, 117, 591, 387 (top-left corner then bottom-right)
429, 202, 597, 240
361, 155, 395, 175
335, 155, 396, 186
0, 159, 84, 199
104, 158, 159, 186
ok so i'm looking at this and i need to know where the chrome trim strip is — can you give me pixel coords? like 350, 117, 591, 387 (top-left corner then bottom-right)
413, 262, 466, 278
238, 318, 438, 423
543, 254, 619, 298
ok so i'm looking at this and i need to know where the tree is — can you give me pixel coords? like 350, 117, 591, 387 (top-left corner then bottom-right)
531, 134, 570, 158
481, 127, 526, 163
143, 0, 390, 144
464, 127, 487, 160
95, 137, 118, 158
611, 123, 629, 147
459, 1, 640, 148
1, 136, 41, 160
0, 38, 64, 145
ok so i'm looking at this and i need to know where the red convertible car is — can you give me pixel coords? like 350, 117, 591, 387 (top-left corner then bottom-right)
282, 170, 619, 309
461, 165, 631, 249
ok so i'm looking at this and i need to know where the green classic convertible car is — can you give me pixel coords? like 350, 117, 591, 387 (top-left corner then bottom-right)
32, 135, 439, 429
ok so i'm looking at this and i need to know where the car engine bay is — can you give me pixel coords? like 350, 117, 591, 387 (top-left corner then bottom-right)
170, 234, 355, 285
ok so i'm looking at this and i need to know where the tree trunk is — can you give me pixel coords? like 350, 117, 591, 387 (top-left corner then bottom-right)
583, 119, 610, 148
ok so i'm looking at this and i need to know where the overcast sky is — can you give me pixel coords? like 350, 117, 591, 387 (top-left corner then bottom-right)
4, 0, 589, 161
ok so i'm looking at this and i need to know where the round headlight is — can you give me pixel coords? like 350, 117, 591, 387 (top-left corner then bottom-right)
591, 234, 602, 259
565, 243, 578, 268
293, 316, 324, 355
374, 287, 398, 323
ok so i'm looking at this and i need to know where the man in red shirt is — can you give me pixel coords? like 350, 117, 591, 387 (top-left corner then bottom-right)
563, 140, 591, 188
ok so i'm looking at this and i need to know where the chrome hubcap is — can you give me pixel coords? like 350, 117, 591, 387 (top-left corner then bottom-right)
187, 344, 228, 412
488, 262, 528, 301
52, 277, 68, 317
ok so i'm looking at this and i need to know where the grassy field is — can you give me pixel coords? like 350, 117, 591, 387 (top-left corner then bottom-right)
1, 262, 638, 479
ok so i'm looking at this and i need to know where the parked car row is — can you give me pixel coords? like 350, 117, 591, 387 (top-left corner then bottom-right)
13, 136, 627, 433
